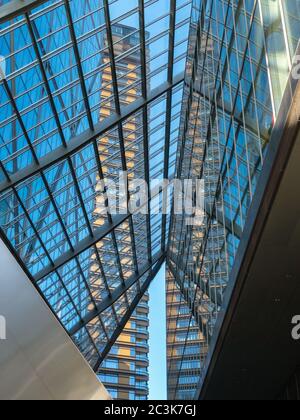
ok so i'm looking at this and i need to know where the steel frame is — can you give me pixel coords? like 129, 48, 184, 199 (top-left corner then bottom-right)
0, 74, 184, 195
71, 252, 165, 337
0, 0, 48, 23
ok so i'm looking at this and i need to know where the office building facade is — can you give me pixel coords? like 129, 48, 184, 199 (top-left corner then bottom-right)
166, 270, 205, 400
93, 23, 150, 400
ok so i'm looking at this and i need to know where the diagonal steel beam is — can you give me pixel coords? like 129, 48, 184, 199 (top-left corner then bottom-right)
139, 0, 152, 264
69, 252, 165, 336
162, 0, 177, 252
0, 0, 47, 23
63, 0, 94, 131
92, 254, 165, 372
0, 73, 184, 195
25, 12, 95, 239
103, 0, 140, 283
33, 212, 133, 283
33, 184, 170, 283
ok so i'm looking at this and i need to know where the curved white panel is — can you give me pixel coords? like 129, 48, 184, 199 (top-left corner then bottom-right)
0, 239, 111, 401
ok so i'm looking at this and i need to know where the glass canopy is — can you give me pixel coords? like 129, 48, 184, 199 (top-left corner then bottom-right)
0, 0, 194, 370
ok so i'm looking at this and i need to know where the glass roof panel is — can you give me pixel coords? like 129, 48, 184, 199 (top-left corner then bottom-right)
0, 0, 194, 369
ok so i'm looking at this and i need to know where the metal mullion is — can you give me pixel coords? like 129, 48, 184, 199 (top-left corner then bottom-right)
53, 270, 102, 361
119, 133, 140, 277
183, 4, 221, 171
91, 139, 125, 287
102, 0, 141, 284
26, 16, 96, 242
112, 227, 127, 288
32, 21, 70, 46
2, 79, 39, 166
69, 251, 165, 336
40, 172, 75, 249
33, 11, 99, 221
30, 17, 102, 225
0, 0, 48, 24
64, 0, 94, 131
98, 316, 110, 343
33, 213, 131, 282
74, 257, 98, 313
16, 17, 98, 258
67, 157, 94, 237
139, 0, 147, 99
170, 115, 214, 340
168, 267, 203, 396
109, 4, 139, 27
4, 42, 73, 79
142, 105, 152, 263
0, 74, 184, 194
72, 4, 105, 26
103, 0, 121, 115
176, 1, 214, 180
173, 213, 219, 342
111, 304, 120, 327
31, 175, 170, 282
12, 186, 55, 269
194, 0, 245, 180
104, 1, 140, 281
0, 161, 11, 183
25, 13, 68, 148
128, 216, 139, 276
93, 245, 112, 298
8, 53, 96, 110
174, 95, 202, 273
199, 7, 258, 248
169, 1, 221, 271
169, 48, 204, 262
162, 86, 174, 252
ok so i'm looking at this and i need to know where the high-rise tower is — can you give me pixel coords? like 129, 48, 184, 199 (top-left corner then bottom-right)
95, 23, 150, 401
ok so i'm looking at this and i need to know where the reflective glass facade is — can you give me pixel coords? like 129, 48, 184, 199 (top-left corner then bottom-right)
167, 0, 300, 398
99, 294, 150, 400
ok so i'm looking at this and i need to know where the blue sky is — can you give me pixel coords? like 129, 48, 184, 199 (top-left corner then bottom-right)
148, 265, 167, 400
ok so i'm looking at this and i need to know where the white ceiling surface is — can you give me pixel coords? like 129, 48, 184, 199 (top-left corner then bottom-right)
0, 239, 111, 400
